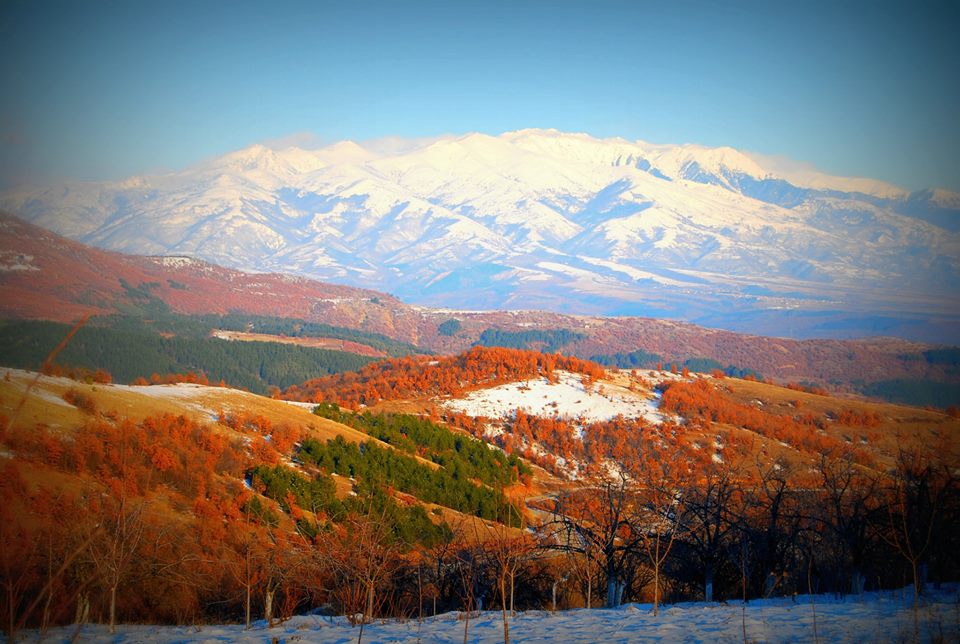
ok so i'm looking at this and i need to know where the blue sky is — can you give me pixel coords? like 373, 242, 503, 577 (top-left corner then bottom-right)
1, 0, 958, 191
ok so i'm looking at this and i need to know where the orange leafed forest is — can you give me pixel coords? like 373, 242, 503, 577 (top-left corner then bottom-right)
284, 346, 605, 406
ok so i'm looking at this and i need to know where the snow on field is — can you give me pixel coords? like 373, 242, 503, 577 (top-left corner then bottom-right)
19, 589, 960, 643
281, 399, 319, 410
445, 371, 662, 423
110, 382, 221, 399
22, 386, 73, 408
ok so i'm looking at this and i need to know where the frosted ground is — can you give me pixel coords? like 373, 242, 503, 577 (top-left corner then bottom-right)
19, 589, 960, 643
444, 371, 663, 423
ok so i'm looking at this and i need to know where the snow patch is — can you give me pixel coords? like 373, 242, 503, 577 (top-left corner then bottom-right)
26, 388, 74, 408
444, 371, 662, 423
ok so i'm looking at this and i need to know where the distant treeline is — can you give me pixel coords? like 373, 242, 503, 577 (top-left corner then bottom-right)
105, 280, 423, 357
0, 319, 374, 394
197, 313, 423, 357
589, 348, 662, 369
590, 350, 763, 379
476, 327, 586, 353
861, 379, 960, 409
921, 347, 960, 367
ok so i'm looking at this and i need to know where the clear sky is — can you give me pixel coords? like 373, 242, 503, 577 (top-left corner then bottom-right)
1, 0, 958, 191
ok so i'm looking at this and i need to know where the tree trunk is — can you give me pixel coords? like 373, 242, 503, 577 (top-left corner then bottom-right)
108, 583, 118, 634
7, 585, 14, 644
705, 566, 714, 603
509, 572, 515, 617
851, 570, 864, 596
264, 588, 274, 627
586, 574, 592, 609
653, 563, 660, 616
41, 586, 53, 634
244, 584, 252, 629
74, 592, 89, 625
501, 576, 510, 644
606, 575, 617, 608
912, 560, 920, 600
365, 581, 375, 622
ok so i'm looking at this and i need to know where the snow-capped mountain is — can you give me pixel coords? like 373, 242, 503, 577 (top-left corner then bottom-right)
4, 129, 959, 341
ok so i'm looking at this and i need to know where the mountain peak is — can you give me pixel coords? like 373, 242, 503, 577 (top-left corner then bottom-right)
3, 129, 957, 344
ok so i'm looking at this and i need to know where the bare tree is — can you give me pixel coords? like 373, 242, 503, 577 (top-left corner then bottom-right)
479, 517, 538, 644
86, 420, 150, 635
319, 504, 403, 626
453, 539, 484, 644
261, 528, 310, 627
564, 547, 600, 609
552, 471, 645, 607
223, 520, 267, 629
816, 450, 880, 596
740, 457, 804, 598
881, 446, 956, 601
630, 451, 688, 615
682, 456, 743, 601
87, 494, 146, 634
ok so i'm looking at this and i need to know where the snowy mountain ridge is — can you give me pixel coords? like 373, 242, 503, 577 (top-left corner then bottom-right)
3, 129, 958, 341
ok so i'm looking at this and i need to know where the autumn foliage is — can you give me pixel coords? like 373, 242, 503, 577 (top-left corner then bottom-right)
660, 378, 876, 465
130, 370, 216, 386
284, 345, 605, 406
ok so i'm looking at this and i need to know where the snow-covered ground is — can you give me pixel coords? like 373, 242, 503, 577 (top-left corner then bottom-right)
110, 382, 224, 399
444, 371, 662, 423
19, 589, 960, 643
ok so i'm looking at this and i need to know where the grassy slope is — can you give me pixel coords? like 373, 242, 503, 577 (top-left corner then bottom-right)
0, 369, 527, 537
718, 377, 960, 468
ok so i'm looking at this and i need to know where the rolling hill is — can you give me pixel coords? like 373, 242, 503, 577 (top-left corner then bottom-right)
2, 212, 959, 402
2, 344, 958, 633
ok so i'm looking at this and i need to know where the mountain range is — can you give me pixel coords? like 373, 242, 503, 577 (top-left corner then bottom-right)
2, 212, 957, 396
3, 129, 958, 342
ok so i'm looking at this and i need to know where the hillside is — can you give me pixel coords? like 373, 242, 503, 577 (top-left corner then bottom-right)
285, 346, 960, 479
3, 345, 958, 635
0, 364, 536, 633
2, 212, 958, 402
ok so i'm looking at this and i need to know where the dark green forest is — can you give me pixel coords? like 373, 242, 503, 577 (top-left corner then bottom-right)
588, 348, 662, 369
196, 313, 422, 357
588, 350, 763, 380
0, 319, 375, 394
299, 435, 522, 526
312, 403, 531, 488
476, 327, 585, 353
249, 463, 451, 546
861, 378, 960, 409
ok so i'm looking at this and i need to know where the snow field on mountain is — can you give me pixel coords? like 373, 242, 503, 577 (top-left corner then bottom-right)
4, 128, 958, 340
443, 370, 662, 424
21, 588, 959, 643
